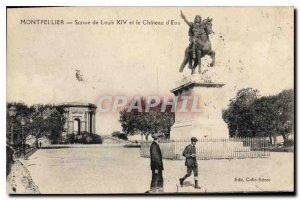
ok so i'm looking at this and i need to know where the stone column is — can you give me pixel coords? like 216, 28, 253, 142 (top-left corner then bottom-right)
81, 120, 86, 132
90, 112, 94, 133
85, 111, 89, 132
93, 113, 96, 133
68, 121, 74, 135
89, 112, 92, 133
64, 112, 68, 130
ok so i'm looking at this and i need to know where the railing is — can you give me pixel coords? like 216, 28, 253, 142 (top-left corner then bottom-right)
140, 137, 270, 160
12, 145, 38, 160
25, 146, 38, 158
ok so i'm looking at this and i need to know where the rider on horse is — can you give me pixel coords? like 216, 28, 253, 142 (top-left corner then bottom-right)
181, 11, 205, 62
180, 11, 215, 74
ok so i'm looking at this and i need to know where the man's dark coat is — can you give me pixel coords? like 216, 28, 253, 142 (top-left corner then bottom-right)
150, 141, 164, 170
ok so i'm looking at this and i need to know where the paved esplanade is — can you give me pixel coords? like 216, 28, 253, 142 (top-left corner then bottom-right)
22, 146, 293, 194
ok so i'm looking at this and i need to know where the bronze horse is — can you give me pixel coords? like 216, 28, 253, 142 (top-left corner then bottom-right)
179, 18, 215, 75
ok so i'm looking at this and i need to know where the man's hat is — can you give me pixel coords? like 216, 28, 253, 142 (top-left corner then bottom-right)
191, 137, 198, 142
152, 132, 164, 138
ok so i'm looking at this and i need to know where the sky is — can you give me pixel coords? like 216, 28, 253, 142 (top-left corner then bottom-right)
7, 7, 294, 135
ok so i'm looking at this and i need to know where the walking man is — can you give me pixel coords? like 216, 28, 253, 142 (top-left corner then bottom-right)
149, 132, 164, 193
179, 137, 201, 189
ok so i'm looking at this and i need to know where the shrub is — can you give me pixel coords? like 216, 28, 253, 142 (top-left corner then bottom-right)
283, 139, 294, 147
54, 132, 103, 144
78, 131, 103, 144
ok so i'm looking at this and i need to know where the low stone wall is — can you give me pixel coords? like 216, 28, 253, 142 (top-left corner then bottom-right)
6, 146, 14, 177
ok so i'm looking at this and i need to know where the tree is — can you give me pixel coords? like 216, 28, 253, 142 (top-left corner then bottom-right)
27, 104, 65, 145
222, 88, 259, 137
119, 97, 175, 140
222, 88, 294, 146
6, 102, 66, 147
250, 96, 279, 144
6, 102, 34, 145
275, 89, 294, 144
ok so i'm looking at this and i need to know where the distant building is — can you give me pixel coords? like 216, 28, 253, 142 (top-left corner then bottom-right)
57, 102, 97, 135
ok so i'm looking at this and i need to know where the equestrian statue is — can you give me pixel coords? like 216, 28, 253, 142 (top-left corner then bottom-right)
179, 11, 215, 75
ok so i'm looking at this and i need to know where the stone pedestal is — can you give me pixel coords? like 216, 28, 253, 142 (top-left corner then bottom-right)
170, 75, 229, 139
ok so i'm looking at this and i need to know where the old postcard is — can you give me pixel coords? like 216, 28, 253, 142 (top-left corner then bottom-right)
6, 7, 294, 194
